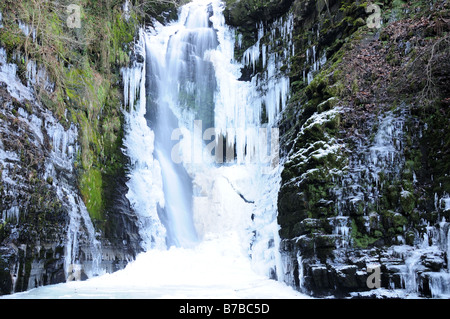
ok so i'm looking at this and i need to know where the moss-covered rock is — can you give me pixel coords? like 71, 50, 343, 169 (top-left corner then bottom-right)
278, 0, 450, 297
224, 0, 294, 27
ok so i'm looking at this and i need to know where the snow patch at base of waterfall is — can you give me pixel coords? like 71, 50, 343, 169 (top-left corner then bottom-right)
3, 232, 309, 299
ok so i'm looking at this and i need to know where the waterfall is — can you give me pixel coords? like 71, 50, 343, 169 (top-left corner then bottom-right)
144, 1, 221, 247
123, 0, 292, 261
122, 31, 167, 251
122, 0, 293, 279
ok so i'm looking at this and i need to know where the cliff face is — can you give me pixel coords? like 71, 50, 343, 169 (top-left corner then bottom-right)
226, 0, 449, 297
0, 0, 178, 295
0, 79, 68, 293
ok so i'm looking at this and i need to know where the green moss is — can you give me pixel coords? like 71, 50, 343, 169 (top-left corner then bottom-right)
0, 24, 23, 52
317, 97, 338, 113
374, 230, 383, 238
350, 219, 378, 248
109, 12, 137, 67
393, 212, 408, 228
400, 190, 416, 215
353, 17, 366, 27
46, 176, 53, 185
80, 168, 103, 221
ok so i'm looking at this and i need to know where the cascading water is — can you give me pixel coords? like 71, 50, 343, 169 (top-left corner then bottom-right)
144, 2, 220, 247
125, 0, 293, 262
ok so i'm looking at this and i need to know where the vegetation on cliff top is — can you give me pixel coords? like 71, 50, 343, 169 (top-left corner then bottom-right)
0, 0, 179, 224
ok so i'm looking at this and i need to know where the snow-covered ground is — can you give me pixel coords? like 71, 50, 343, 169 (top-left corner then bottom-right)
2, 232, 308, 299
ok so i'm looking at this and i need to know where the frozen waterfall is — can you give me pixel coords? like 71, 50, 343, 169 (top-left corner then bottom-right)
123, 0, 292, 264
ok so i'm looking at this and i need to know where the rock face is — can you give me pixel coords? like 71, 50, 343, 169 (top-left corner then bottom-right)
0, 0, 169, 295
226, 0, 450, 297
0, 48, 142, 295
224, 0, 295, 27
276, 0, 449, 298
0, 90, 64, 293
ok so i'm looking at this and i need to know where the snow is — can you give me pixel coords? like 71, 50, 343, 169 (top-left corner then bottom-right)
288, 108, 341, 160
2, 232, 308, 299
349, 288, 415, 299
440, 194, 450, 212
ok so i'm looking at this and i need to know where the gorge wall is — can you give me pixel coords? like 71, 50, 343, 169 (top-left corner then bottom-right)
223, 0, 449, 297
0, 0, 179, 294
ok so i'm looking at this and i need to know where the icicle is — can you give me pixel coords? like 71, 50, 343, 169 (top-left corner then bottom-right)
447, 227, 450, 271
122, 30, 168, 251
123, 0, 131, 21
0, 48, 34, 101
297, 252, 304, 291
25, 60, 55, 92
40, 114, 104, 279
18, 20, 37, 42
